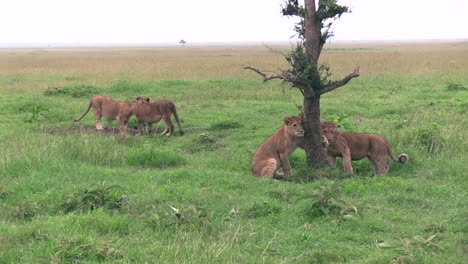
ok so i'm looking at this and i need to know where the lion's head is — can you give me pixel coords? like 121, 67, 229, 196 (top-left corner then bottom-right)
284, 116, 304, 137
135, 97, 150, 104
320, 121, 337, 143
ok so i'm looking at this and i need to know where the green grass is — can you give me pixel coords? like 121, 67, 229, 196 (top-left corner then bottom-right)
0, 43, 467, 263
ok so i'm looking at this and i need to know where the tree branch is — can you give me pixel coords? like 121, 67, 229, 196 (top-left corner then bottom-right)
244, 66, 286, 82
320, 66, 360, 95
244, 66, 307, 96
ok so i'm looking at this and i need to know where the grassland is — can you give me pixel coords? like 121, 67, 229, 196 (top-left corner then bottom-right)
0, 41, 467, 263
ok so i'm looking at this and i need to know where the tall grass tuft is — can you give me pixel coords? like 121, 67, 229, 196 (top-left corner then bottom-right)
125, 147, 186, 168
60, 182, 126, 213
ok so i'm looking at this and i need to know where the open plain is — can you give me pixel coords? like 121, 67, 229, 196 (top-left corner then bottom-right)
0, 41, 467, 263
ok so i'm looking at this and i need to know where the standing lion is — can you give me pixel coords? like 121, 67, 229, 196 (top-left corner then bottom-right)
133, 97, 184, 136
320, 121, 408, 175
74, 95, 136, 135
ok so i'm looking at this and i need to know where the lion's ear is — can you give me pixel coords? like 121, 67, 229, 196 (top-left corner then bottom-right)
283, 117, 291, 125
146, 98, 150, 102
332, 120, 338, 125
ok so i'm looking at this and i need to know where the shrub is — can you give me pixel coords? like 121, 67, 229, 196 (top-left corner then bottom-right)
44, 84, 100, 97
60, 182, 126, 213
446, 82, 466, 91
51, 236, 123, 263
412, 123, 445, 153
305, 182, 357, 219
19, 104, 49, 122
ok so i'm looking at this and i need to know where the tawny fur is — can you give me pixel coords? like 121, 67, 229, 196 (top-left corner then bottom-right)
252, 116, 305, 178
74, 95, 135, 135
321, 121, 408, 175
133, 97, 184, 136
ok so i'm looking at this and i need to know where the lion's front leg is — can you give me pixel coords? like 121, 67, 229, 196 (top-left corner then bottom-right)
117, 117, 128, 135
146, 122, 153, 134
326, 153, 336, 168
136, 119, 144, 136
278, 152, 292, 177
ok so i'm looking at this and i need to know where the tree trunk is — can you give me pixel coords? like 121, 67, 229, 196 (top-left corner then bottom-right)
302, 94, 328, 167
304, 0, 320, 66
302, 0, 328, 167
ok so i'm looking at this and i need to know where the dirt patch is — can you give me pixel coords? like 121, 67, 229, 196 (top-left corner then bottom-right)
51, 126, 162, 136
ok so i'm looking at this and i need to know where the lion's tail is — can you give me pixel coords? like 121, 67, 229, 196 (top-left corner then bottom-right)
387, 145, 409, 163
172, 104, 184, 135
74, 101, 92, 122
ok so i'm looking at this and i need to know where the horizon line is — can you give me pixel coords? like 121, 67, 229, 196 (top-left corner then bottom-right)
1, 38, 467, 49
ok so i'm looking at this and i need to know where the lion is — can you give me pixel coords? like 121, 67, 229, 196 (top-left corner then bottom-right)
74, 95, 143, 134
320, 121, 408, 175
133, 97, 184, 136
252, 115, 305, 178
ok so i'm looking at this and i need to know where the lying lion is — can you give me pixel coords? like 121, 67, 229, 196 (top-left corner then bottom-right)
74, 95, 140, 135
320, 121, 408, 175
252, 116, 304, 178
133, 97, 184, 136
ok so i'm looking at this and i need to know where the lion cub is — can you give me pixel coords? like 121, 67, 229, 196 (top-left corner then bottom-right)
321, 121, 408, 175
74, 95, 136, 135
252, 116, 304, 178
134, 97, 184, 136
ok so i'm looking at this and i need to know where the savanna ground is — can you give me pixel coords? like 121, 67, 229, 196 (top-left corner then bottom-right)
0, 41, 467, 263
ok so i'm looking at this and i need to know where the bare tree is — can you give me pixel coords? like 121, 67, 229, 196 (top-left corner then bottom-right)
245, 0, 360, 167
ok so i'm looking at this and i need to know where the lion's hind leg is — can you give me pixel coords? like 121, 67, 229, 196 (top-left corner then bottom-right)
162, 115, 174, 136
94, 110, 104, 131
342, 148, 354, 174
254, 158, 277, 178
370, 157, 390, 175
116, 116, 129, 135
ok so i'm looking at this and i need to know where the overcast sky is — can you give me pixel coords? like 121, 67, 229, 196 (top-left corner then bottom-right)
1, 0, 467, 45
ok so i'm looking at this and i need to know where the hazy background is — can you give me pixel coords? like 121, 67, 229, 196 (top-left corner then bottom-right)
1, 0, 467, 47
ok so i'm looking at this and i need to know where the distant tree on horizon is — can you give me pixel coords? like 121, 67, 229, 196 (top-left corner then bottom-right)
245, 0, 360, 167
179, 39, 187, 46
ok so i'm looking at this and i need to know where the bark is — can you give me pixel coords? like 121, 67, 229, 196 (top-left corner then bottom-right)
304, 0, 320, 68
302, 0, 328, 167
302, 93, 328, 167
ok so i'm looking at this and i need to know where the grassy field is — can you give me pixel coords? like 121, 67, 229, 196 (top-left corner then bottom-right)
0, 41, 467, 263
